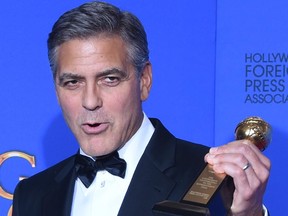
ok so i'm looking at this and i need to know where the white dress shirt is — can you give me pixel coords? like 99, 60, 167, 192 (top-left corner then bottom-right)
71, 113, 155, 216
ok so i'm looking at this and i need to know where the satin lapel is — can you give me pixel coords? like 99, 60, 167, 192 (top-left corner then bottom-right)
42, 156, 77, 216
118, 119, 178, 216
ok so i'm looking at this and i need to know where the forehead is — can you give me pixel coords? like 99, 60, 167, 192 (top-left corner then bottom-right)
56, 36, 131, 74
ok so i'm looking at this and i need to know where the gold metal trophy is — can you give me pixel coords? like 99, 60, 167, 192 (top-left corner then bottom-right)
153, 116, 271, 216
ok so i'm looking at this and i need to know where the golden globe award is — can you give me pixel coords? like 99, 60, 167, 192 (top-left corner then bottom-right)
153, 116, 271, 216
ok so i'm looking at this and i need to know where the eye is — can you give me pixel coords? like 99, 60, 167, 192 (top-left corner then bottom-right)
66, 80, 78, 85
60, 79, 81, 90
100, 76, 121, 86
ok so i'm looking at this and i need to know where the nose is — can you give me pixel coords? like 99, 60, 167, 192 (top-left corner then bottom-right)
82, 84, 102, 111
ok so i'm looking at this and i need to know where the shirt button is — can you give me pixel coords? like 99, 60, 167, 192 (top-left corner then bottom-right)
100, 181, 105, 188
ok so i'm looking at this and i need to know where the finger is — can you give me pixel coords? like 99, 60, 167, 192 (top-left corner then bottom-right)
207, 141, 270, 214
212, 161, 254, 191
207, 153, 254, 183
240, 140, 271, 169
206, 150, 268, 193
207, 151, 268, 212
207, 149, 269, 186
235, 142, 271, 181
209, 140, 271, 171
211, 158, 263, 208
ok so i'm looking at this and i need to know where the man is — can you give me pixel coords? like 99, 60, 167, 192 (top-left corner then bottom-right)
12, 1, 270, 216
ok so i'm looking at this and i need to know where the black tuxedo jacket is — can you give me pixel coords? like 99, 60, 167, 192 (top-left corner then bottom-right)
12, 118, 212, 216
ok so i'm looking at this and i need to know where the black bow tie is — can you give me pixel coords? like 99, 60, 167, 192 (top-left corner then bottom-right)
74, 151, 126, 188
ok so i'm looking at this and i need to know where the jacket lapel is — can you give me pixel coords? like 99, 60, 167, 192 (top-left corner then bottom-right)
118, 119, 180, 216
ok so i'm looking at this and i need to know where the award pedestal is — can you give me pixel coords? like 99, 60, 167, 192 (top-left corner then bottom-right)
153, 201, 210, 216
153, 165, 234, 216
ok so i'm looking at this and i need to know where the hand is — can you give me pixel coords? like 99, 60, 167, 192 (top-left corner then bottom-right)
205, 140, 270, 216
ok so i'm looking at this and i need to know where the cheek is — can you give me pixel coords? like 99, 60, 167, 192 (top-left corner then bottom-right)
58, 94, 80, 123
109, 88, 141, 113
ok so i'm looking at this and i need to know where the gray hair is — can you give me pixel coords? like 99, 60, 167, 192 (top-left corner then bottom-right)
47, 1, 149, 80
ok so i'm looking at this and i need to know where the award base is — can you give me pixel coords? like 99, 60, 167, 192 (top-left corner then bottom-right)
153, 165, 234, 216
153, 200, 210, 216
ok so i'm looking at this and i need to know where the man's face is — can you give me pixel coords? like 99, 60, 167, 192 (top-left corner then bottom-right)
55, 36, 152, 156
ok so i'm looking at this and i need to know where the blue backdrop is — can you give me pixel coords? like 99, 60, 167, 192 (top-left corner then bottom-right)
215, 1, 288, 214
0, 0, 284, 215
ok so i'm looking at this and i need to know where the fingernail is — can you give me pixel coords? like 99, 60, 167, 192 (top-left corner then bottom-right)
209, 154, 215, 159
206, 154, 215, 163
204, 154, 208, 161
209, 147, 218, 154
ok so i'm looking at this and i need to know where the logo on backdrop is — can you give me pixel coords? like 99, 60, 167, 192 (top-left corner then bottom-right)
0, 151, 35, 216
244, 52, 288, 104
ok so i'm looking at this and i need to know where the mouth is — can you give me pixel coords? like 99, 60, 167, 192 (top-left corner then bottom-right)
81, 122, 109, 135
87, 122, 101, 127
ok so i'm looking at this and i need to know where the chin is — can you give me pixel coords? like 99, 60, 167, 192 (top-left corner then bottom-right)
83, 146, 114, 157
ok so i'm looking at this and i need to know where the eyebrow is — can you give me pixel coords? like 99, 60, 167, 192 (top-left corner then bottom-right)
57, 73, 84, 84
96, 68, 128, 79
57, 68, 128, 83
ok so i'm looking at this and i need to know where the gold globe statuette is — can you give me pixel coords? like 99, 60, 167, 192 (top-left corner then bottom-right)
235, 116, 272, 152
153, 116, 272, 216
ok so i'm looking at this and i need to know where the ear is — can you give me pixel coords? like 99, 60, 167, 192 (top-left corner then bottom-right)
140, 62, 152, 101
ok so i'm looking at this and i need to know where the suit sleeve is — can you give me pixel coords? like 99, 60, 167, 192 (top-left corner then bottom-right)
12, 180, 25, 216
